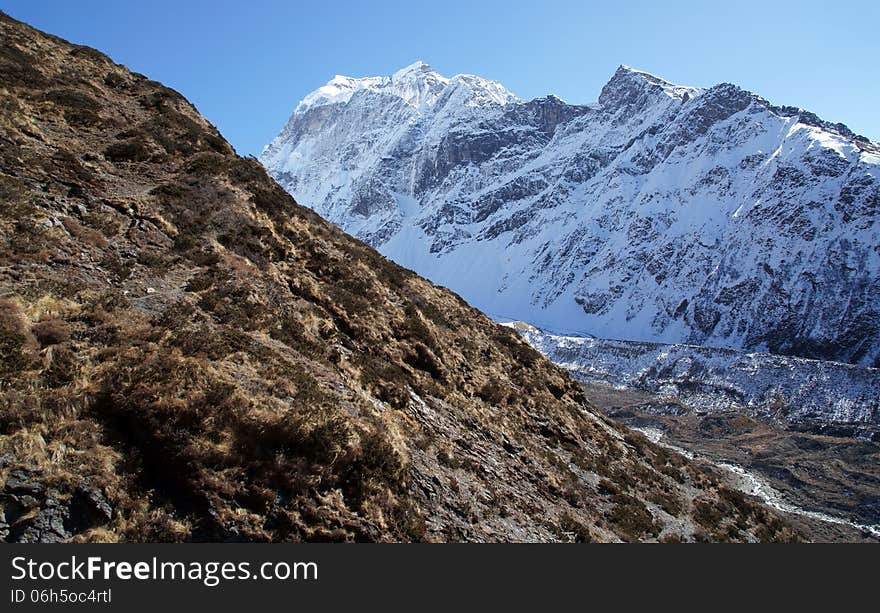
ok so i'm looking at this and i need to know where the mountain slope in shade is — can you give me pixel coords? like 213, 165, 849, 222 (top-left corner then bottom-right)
0, 13, 799, 542
262, 63, 880, 367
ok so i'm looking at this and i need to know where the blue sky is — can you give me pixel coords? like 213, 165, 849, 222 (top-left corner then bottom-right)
4, 0, 878, 155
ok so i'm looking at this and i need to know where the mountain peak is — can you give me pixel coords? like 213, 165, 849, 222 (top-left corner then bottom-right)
599, 65, 701, 108
392, 60, 437, 81
387, 60, 450, 107
615, 64, 674, 85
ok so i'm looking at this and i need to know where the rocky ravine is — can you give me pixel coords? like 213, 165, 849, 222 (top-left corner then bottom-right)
0, 13, 801, 542
262, 61, 880, 367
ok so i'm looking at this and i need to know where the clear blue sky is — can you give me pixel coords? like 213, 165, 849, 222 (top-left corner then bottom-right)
4, 0, 878, 155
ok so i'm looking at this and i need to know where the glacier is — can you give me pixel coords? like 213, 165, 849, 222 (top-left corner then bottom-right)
505, 321, 879, 435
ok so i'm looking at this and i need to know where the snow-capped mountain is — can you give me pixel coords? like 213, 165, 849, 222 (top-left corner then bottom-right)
261, 62, 880, 367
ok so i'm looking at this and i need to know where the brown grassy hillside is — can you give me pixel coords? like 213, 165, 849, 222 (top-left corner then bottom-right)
0, 12, 798, 542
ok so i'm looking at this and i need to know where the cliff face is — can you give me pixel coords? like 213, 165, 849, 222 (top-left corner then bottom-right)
0, 13, 797, 542
263, 63, 880, 367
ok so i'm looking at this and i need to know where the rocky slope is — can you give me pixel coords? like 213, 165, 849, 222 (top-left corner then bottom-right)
262, 62, 880, 367
0, 13, 799, 542
509, 323, 880, 438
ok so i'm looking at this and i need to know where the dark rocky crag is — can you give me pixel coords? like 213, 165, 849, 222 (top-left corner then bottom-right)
0, 13, 798, 542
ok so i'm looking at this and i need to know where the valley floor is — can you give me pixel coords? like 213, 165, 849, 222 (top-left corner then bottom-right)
582, 382, 880, 542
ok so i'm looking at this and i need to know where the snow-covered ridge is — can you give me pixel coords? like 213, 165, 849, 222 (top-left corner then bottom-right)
291, 61, 515, 115
262, 63, 880, 367
506, 322, 880, 431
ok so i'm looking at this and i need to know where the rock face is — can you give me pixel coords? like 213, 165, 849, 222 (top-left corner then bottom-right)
0, 465, 113, 542
0, 13, 799, 542
262, 63, 880, 367
508, 323, 880, 439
